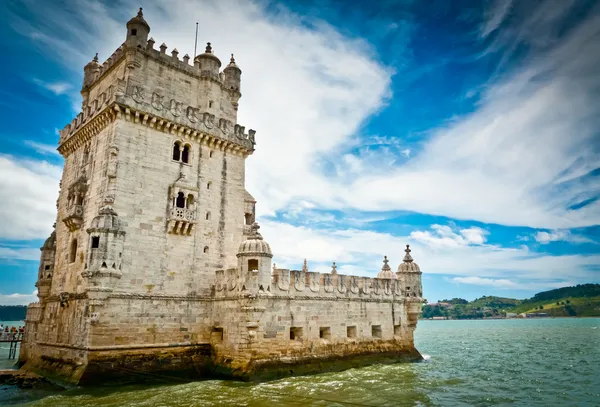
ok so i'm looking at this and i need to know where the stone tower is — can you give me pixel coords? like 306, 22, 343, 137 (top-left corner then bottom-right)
20, 8, 257, 383
20, 9, 424, 385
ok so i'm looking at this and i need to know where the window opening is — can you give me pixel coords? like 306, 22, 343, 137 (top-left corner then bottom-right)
131, 29, 137, 36
69, 239, 78, 263
347, 326, 357, 338
209, 150, 214, 158
372, 325, 382, 338
207, 182, 212, 190
290, 327, 303, 340
203, 246, 209, 254
91, 236, 100, 248
186, 194, 194, 209
206, 212, 210, 220
248, 259, 259, 272
319, 327, 331, 340
172, 141, 181, 161
182, 144, 190, 164
211, 327, 224, 343
176, 192, 185, 208
394, 324, 401, 336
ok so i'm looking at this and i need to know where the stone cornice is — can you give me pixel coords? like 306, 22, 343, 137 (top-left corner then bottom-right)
58, 106, 117, 157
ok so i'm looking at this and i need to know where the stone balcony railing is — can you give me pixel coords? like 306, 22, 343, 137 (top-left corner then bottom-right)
167, 207, 196, 235
63, 204, 84, 231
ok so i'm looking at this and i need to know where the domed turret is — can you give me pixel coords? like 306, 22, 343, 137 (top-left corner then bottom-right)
237, 222, 272, 292
223, 54, 241, 92
397, 245, 422, 298
84, 205, 126, 306
126, 7, 150, 47
82, 53, 101, 90
237, 222, 272, 257
377, 256, 396, 279
36, 228, 57, 302
194, 42, 222, 79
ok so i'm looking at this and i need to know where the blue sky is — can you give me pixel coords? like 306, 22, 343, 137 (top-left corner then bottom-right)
0, 0, 599, 305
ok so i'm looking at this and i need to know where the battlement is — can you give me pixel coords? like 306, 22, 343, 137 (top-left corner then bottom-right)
214, 267, 423, 301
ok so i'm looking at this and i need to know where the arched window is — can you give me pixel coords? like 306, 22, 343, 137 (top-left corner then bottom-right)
206, 211, 210, 220
69, 239, 78, 263
203, 246, 209, 254
209, 150, 214, 158
176, 192, 185, 208
186, 194, 194, 209
172, 141, 181, 161
182, 144, 191, 164
207, 181, 212, 190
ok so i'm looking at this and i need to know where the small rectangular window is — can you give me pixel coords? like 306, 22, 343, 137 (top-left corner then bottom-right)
248, 259, 259, 272
91, 236, 100, 249
347, 326, 357, 338
372, 325, 382, 338
131, 29, 137, 36
394, 324, 401, 336
212, 327, 224, 343
319, 327, 331, 340
290, 327, 303, 341
44, 265, 51, 271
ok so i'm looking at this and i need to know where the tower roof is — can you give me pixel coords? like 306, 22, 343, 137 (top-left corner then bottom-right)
398, 245, 421, 273
224, 54, 240, 71
127, 7, 150, 31
237, 222, 272, 257
377, 255, 396, 279
195, 42, 222, 67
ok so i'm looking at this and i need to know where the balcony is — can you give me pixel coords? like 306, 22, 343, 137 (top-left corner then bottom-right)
63, 204, 84, 231
168, 207, 196, 235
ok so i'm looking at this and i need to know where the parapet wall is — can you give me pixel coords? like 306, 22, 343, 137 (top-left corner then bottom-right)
215, 268, 421, 300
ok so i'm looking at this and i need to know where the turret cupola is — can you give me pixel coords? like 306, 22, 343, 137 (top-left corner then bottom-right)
237, 222, 272, 292
82, 53, 101, 90
126, 7, 150, 47
194, 42, 222, 79
377, 256, 396, 279
397, 245, 422, 299
397, 245, 420, 273
223, 54, 242, 92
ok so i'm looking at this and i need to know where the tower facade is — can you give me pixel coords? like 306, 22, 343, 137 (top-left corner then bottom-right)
20, 9, 424, 385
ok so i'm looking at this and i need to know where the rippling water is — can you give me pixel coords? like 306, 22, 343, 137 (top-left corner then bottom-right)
4, 318, 599, 406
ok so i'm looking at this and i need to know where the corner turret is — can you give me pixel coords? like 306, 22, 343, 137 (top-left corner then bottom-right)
82, 53, 101, 89
377, 256, 396, 279
237, 222, 272, 293
223, 54, 241, 92
194, 42, 222, 80
397, 245, 422, 298
36, 228, 56, 303
83, 204, 126, 306
126, 7, 150, 47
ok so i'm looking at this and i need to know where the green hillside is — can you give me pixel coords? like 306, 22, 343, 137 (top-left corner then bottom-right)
422, 284, 600, 319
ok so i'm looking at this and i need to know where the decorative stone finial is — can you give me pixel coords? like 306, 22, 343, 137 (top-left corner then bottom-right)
93, 53, 99, 63
137, 7, 143, 17
403, 245, 413, 263
230, 54, 235, 64
273, 263, 277, 272
248, 222, 263, 240
205, 42, 212, 53
302, 259, 308, 272
382, 255, 391, 270
331, 262, 337, 275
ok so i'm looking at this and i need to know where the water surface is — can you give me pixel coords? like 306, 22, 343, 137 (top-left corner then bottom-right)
3, 318, 599, 406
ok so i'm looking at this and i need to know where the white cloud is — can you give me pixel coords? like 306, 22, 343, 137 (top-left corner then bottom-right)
260, 219, 599, 285
0, 290, 38, 306
8, 0, 599, 232
32, 78, 71, 95
24, 140, 60, 156
0, 246, 40, 261
534, 230, 594, 245
0, 155, 60, 240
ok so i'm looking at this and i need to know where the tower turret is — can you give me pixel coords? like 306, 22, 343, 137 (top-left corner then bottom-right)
83, 204, 126, 306
36, 228, 56, 303
236, 222, 272, 293
125, 7, 150, 47
377, 256, 396, 279
194, 42, 222, 80
223, 54, 241, 92
397, 245, 422, 298
82, 53, 101, 89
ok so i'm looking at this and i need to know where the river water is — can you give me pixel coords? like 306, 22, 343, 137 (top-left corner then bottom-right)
2, 318, 599, 406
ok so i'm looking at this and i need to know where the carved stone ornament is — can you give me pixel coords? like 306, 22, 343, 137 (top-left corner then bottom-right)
203, 112, 215, 129
219, 118, 231, 134
152, 92, 164, 110
248, 129, 256, 144
132, 86, 145, 103
169, 99, 183, 117
186, 106, 199, 123
234, 125, 245, 140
